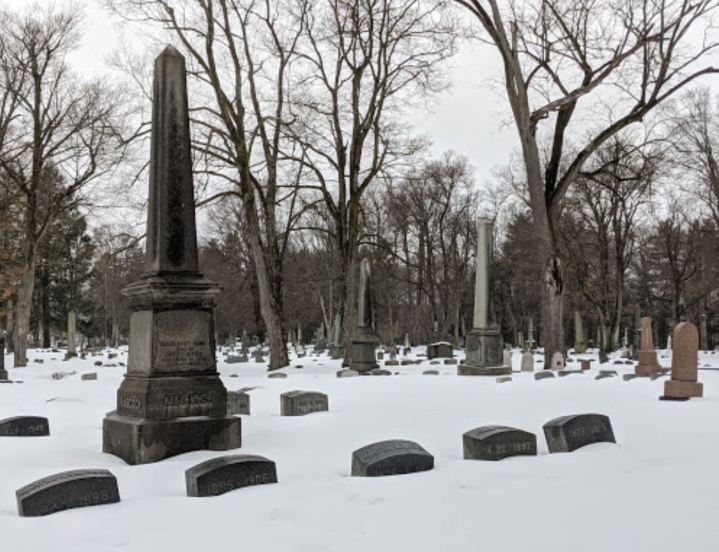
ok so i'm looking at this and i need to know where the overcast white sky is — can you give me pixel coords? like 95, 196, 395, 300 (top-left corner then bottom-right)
2, 0, 719, 237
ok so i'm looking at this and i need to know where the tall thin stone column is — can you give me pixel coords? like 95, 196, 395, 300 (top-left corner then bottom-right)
102, 46, 241, 465
460, 220, 510, 376
350, 258, 379, 373
0, 334, 7, 380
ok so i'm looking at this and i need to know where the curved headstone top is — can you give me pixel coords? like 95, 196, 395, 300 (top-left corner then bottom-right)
351, 439, 434, 477
0, 416, 49, 437
16, 469, 120, 517
543, 413, 615, 453
463, 425, 537, 461
185, 454, 277, 497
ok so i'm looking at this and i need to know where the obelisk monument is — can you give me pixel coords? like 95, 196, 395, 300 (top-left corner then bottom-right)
350, 258, 379, 373
102, 46, 241, 464
459, 220, 510, 376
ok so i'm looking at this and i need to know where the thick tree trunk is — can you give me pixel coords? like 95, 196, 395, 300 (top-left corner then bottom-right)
39, 266, 51, 348
6, 296, 14, 353
541, 253, 565, 364
13, 262, 36, 367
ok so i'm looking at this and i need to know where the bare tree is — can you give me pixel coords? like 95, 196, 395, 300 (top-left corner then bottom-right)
456, 0, 719, 362
287, 0, 458, 356
560, 135, 661, 351
107, 0, 317, 369
0, 5, 127, 366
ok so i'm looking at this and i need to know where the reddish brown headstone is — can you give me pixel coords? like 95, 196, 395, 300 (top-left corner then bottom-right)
580, 359, 591, 371
636, 317, 661, 376
663, 322, 703, 399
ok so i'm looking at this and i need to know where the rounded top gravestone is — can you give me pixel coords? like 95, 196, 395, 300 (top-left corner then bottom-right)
351, 439, 434, 477
671, 322, 698, 381
543, 413, 616, 453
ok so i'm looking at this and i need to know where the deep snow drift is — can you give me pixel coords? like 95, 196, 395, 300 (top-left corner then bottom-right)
0, 347, 717, 552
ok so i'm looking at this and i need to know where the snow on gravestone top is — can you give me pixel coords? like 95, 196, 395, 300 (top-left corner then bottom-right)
671, 322, 699, 382
16, 469, 119, 517
543, 413, 616, 453
351, 440, 434, 477
463, 425, 537, 461
185, 455, 277, 497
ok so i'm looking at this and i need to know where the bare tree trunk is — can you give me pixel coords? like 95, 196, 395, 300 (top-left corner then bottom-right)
13, 262, 35, 367
6, 296, 14, 353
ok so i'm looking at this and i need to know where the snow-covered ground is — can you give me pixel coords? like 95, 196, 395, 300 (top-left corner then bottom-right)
0, 346, 717, 552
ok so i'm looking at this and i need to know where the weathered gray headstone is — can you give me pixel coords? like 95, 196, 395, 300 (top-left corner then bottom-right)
427, 342, 453, 359
463, 426, 537, 461
227, 391, 250, 415
102, 46, 241, 465
81, 372, 98, 381
267, 371, 287, 379
0, 416, 49, 437
185, 455, 277, 497
543, 414, 616, 453
16, 469, 119, 517
351, 440, 434, 477
337, 369, 359, 378
534, 370, 555, 380
280, 390, 328, 416
521, 351, 534, 372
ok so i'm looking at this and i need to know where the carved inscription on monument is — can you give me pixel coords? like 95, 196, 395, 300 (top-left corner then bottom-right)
153, 310, 213, 372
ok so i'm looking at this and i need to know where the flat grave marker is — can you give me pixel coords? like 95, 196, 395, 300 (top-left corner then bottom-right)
543, 413, 616, 453
185, 454, 277, 497
351, 439, 434, 477
463, 426, 537, 461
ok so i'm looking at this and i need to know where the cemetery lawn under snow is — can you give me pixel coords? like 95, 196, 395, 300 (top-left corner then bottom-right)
1, 348, 718, 552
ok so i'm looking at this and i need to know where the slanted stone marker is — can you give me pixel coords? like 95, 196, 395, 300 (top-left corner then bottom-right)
185, 455, 277, 497
427, 342, 453, 360
463, 426, 537, 461
16, 469, 120, 517
227, 391, 250, 415
543, 414, 616, 453
337, 369, 359, 378
661, 322, 703, 400
280, 390, 328, 416
636, 316, 661, 376
351, 439, 434, 477
102, 46, 241, 465
460, 220, 510, 376
350, 259, 380, 373
0, 416, 49, 437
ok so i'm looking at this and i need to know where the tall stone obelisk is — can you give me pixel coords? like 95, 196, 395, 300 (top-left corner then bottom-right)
350, 258, 379, 373
102, 46, 241, 464
459, 220, 510, 376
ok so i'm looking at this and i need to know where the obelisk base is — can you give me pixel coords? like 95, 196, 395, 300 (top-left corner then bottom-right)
636, 350, 661, 376
459, 327, 511, 376
662, 380, 703, 400
103, 413, 241, 465
350, 336, 379, 373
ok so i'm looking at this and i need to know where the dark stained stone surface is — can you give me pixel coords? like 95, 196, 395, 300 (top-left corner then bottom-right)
351, 439, 434, 477
534, 370, 555, 380
185, 454, 277, 497
543, 413, 616, 453
0, 416, 49, 437
463, 425, 537, 461
280, 390, 328, 416
16, 469, 119, 517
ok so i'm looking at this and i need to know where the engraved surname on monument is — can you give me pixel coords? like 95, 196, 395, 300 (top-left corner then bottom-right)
154, 310, 213, 372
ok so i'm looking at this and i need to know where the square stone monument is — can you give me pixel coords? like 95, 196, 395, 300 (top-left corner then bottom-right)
102, 46, 241, 465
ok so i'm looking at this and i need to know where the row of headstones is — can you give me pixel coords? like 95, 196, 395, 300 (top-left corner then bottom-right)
12, 413, 615, 517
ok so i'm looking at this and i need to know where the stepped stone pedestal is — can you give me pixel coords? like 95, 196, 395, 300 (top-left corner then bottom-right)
102, 46, 241, 464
